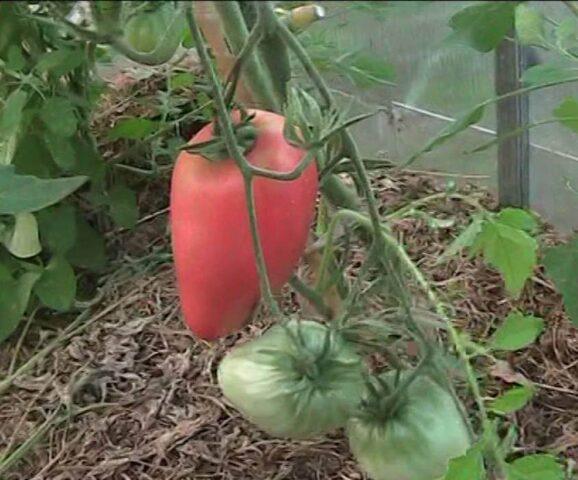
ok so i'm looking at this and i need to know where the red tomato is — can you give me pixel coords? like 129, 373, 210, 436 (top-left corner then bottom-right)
170, 110, 318, 340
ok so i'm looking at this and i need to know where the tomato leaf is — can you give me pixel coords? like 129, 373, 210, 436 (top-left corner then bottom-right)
443, 444, 486, 480
471, 219, 537, 297
543, 235, 578, 325
37, 204, 77, 254
515, 4, 546, 47
0, 89, 28, 139
1, 212, 42, 258
170, 72, 195, 90
437, 214, 484, 264
108, 118, 158, 141
36, 48, 84, 77
34, 255, 76, 311
489, 384, 534, 414
0, 272, 41, 343
556, 18, 578, 50
108, 184, 138, 229
553, 97, 578, 134
66, 217, 106, 272
495, 208, 538, 233
39, 97, 78, 137
522, 63, 578, 86
506, 454, 564, 480
0, 165, 87, 214
491, 312, 544, 351
448, 2, 516, 53
44, 134, 76, 171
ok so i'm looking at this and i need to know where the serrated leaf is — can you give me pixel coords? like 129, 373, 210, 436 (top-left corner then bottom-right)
443, 444, 486, 480
36, 48, 84, 77
489, 384, 534, 414
2, 212, 41, 258
448, 1, 516, 53
34, 255, 76, 311
37, 204, 77, 254
491, 312, 544, 351
496, 208, 538, 233
553, 97, 578, 134
522, 63, 578, 86
108, 184, 138, 229
108, 118, 158, 141
515, 4, 545, 46
556, 18, 578, 50
66, 217, 106, 272
506, 454, 564, 480
0, 165, 87, 214
39, 97, 78, 137
543, 235, 578, 325
472, 220, 537, 297
44, 134, 76, 171
0, 271, 41, 343
437, 214, 484, 263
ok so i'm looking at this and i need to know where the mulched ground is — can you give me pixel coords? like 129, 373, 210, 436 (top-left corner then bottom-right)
1, 67, 576, 479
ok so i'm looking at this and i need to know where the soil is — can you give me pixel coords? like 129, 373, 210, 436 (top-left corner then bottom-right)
0, 69, 576, 480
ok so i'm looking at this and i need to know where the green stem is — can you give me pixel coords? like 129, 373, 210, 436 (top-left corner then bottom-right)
214, 1, 282, 111
289, 275, 333, 318
186, 3, 281, 317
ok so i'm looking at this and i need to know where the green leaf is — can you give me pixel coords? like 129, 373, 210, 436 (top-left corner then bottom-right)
0, 272, 41, 343
108, 118, 158, 141
491, 312, 544, 351
522, 63, 578, 86
515, 4, 546, 46
506, 454, 564, 480
448, 1, 516, 53
437, 214, 484, 264
0, 89, 28, 138
170, 72, 195, 90
39, 97, 78, 137
44, 134, 76, 171
471, 220, 537, 297
543, 235, 578, 325
37, 204, 77, 254
342, 53, 396, 88
108, 184, 138, 229
0, 165, 87, 214
6, 46, 26, 71
443, 444, 486, 480
553, 97, 578, 134
556, 18, 578, 50
488, 384, 534, 414
2, 212, 41, 258
36, 48, 84, 77
66, 217, 106, 272
496, 208, 538, 233
405, 106, 485, 166
72, 137, 106, 188
34, 255, 76, 311
12, 134, 56, 178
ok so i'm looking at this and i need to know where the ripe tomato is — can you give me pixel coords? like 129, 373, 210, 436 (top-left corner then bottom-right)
170, 110, 318, 339
347, 372, 471, 480
218, 319, 366, 438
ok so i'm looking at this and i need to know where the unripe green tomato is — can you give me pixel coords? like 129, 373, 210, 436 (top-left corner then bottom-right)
125, 10, 168, 53
347, 372, 471, 480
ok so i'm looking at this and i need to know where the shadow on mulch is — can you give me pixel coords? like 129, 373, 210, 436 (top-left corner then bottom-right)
1, 171, 576, 480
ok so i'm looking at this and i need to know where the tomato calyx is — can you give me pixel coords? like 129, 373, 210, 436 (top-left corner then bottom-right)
182, 111, 258, 162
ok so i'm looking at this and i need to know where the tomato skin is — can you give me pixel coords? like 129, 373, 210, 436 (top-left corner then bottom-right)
170, 110, 318, 339
346, 372, 471, 480
125, 10, 167, 53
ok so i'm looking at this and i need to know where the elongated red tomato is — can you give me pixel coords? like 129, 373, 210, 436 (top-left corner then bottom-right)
170, 110, 318, 340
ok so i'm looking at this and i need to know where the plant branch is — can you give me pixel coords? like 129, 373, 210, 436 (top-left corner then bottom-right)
289, 274, 333, 318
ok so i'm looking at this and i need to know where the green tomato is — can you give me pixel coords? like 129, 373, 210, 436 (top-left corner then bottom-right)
218, 319, 366, 439
124, 8, 170, 53
347, 372, 471, 480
